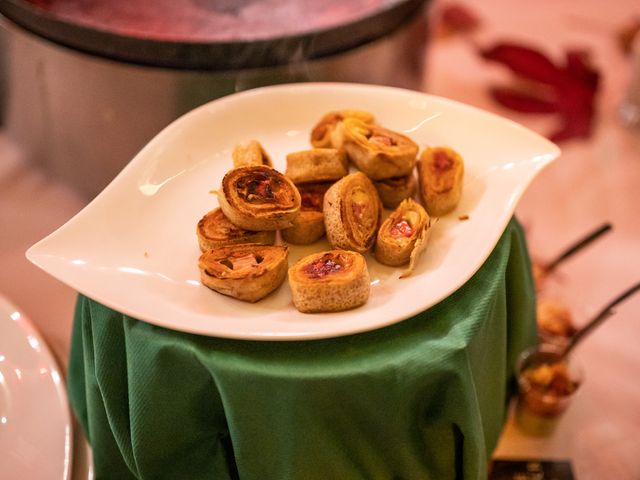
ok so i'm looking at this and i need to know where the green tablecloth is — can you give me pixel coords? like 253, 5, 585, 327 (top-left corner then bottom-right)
68, 219, 536, 480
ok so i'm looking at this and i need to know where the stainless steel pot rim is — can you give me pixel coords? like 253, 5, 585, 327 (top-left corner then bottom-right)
0, 0, 428, 70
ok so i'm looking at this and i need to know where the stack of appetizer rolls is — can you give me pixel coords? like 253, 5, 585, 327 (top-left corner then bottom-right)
283, 147, 348, 245
196, 110, 465, 313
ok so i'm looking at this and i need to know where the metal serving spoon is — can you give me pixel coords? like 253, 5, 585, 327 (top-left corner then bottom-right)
560, 281, 640, 360
543, 222, 612, 274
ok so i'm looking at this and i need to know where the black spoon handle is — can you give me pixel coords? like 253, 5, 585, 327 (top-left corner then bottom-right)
562, 281, 640, 359
545, 223, 613, 272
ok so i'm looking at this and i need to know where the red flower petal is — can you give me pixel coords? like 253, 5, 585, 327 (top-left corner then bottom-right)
564, 50, 599, 90
481, 43, 566, 86
480, 41, 600, 143
440, 4, 481, 34
489, 87, 558, 113
549, 111, 593, 142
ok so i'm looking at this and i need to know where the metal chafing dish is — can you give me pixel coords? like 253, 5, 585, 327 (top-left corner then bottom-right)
0, 0, 430, 197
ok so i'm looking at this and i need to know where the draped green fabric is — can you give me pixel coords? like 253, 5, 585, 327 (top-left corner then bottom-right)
68, 219, 536, 480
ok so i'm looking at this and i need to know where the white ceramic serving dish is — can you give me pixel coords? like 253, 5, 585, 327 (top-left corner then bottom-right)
0, 294, 72, 479
27, 83, 559, 340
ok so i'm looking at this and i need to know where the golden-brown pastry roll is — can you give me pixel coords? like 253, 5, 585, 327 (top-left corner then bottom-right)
340, 118, 419, 180
288, 250, 370, 313
199, 244, 288, 302
281, 182, 332, 245
417, 146, 464, 216
373, 174, 417, 209
197, 208, 275, 251
310, 109, 375, 148
218, 165, 301, 231
285, 148, 348, 184
374, 198, 432, 278
323, 172, 382, 253
232, 140, 273, 168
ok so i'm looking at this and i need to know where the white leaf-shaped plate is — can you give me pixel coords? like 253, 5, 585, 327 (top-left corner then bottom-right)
27, 83, 559, 340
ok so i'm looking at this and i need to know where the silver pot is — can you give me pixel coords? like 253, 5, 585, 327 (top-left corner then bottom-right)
0, 0, 429, 197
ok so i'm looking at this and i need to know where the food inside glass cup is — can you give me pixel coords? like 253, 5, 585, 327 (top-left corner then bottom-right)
536, 298, 577, 346
514, 345, 582, 436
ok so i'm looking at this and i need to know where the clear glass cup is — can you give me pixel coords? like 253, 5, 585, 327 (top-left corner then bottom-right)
514, 344, 583, 436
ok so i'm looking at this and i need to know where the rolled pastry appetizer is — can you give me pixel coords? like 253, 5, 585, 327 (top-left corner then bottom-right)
288, 250, 370, 313
324, 172, 382, 253
218, 165, 301, 231
340, 118, 419, 180
285, 148, 348, 184
373, 174, 417, 209
199, 244, 288, 302
374, 199, 432, 278
197, 208, 275, 252
310, 109, 376, 148
417, 146, 464, 216
232, 140, 273, 168
281, 182, 332, 245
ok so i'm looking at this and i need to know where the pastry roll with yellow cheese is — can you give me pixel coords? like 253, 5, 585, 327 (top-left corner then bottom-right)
281, 182, 332, 245
218, 165, 301, 231
310, 109, 375, 148
285, 148, 348, 184
323, 172, 382, 253
288, 250, 370, 313
374, 199, 432, 278
340, 118, 418, 180
199, 244, 288, 302
417, 146, 464, 216
232, 140, 273, 168
373, 174, 417, 209
197, 208, 275, 251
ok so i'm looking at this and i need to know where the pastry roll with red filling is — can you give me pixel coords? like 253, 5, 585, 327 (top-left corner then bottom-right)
218, 165, 301, 231
199, 244, 288, 302
288, 250, 370, 313
281, 182, 332, 245
197, 208, 275, 251
323, 172, 382, 253
375, 198, 432, 278
340, 118, 418, 180
417, 146, 464, 216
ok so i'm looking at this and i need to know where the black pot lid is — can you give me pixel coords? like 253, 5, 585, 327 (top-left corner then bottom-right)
0, 0, 428, 70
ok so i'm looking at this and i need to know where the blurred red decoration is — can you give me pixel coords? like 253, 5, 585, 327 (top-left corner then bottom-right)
436, 3, 480, 37
481, 43, 600, 142
616, 17, 640, 55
